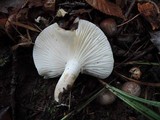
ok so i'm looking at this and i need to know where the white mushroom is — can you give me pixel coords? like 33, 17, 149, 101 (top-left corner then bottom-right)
33, 19, 114, 102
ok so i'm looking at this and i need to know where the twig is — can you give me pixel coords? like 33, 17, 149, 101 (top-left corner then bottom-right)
59, 1, 87, 8
115, 71, 160, 87
117, 0, 136, 34
131, 45, 154, 60
125, 0, 136, 18
125, 61, 160, 66
26, 29, 31, 41
117, 14, 140, 27
10, 21, 40, 32
124, 37, 139, 56
115, 44, 155, 68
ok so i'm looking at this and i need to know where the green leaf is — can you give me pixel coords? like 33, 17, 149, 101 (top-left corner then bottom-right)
116, 93, 160, 120
106, 84, 160, 107
61, 83, 160, 120
105, 84, 160, 120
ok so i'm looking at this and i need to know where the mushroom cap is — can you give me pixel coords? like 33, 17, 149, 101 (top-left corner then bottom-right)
122, 82, 141, 96
96, 90, 116, 105
33, 19, 114, 79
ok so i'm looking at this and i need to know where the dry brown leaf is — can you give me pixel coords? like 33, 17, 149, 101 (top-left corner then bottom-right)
85, 0, 125, 19
116, 0, 125, 8
5, 14, 16, 33
137, 2, 160, 30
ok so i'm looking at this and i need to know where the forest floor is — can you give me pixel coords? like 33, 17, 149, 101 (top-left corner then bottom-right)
0, 0, 160, 120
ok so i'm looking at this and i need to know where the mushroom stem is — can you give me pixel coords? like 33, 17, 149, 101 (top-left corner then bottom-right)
54, 59, 81, 102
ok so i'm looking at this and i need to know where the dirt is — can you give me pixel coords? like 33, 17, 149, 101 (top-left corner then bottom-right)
0, 0, 160, 120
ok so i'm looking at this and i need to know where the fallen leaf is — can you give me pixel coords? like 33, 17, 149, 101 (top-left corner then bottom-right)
85, 0, 125, 19
5, 13, 16, 33
4, 8, 29, 32
16, 8, 29, 21
116, 0, 126, 8
0, 0, 26, 13
137, 2, 160, 30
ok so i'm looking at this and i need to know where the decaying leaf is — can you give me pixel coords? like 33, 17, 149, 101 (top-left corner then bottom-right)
15, 8, 29, 21
0, 0, 26, 13
85, 0, 125, 19
5, 8, 29, 33
137, 2, 160, 30
116, 0, 126, 8
5, 14, 16, 33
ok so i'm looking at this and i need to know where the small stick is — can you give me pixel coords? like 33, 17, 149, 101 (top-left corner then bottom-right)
125, 0, 136, 18
59, 1, 87, 8
115, 71, 160, 87
131, 45, 154, 60
117, 14, 140, 27
117, 0, 136, 34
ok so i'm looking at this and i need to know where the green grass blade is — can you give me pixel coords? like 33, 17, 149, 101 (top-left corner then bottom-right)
132, 100, 160, 120
106, 84, 160, 107
76, 87, 105, 112
61, 112, 73, 120
61, 88, 105, 120
116, 93, 160, 120
117, 95, 154, 120
61, 83, 160, 120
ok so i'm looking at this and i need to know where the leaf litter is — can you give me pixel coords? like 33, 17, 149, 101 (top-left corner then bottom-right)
0, 0, 160, 120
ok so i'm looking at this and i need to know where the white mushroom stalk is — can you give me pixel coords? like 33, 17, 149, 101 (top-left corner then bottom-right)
33, 19, 114, 102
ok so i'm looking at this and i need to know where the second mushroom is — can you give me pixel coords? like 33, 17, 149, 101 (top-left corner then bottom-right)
33, 19, 114, 102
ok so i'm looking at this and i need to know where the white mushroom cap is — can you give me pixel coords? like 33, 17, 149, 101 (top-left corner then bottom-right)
33, 19, 114, 102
